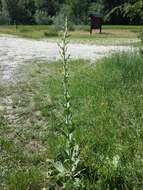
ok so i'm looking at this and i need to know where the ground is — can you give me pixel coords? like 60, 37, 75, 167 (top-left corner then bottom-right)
0, 25, 143, 189
0, 35, 131, 85
0, 25, 142, 45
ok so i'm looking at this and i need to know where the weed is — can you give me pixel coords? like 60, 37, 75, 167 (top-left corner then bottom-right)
46, 17, 82, 190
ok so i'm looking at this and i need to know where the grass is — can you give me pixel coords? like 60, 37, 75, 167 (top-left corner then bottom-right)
0, 25, 59, 39
0, 52, 143, 189
0, 25, 142, 45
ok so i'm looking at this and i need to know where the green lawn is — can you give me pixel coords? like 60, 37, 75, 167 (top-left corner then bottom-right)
0, 25, 142, 45
0, 52, 143, 189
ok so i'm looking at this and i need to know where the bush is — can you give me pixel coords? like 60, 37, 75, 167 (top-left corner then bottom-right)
53, 4, 74, 31
34, 10, 53, 25
123, 1, 143, 25
0, 12, 10, 25
44, 27, 58, 37
88, 2, 104, 15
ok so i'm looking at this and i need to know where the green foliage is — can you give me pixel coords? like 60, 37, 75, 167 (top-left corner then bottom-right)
44, 53, 143, 189
53, 4, 74, 31
0, 0, 10, 24
6, 168, 43, 190
66, 0, 89, 24
0, 0, 142, 25
6, 0, 36, 24
44, 27, 58, 37
123, 1, 143, 24
0, 12, 10, 24
34, 10, 53, 25
104, 0, 143, 24
88, 2, 104, 15
34, 0, 60, 17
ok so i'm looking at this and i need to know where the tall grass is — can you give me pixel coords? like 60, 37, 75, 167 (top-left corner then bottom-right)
44, 52, 143, 189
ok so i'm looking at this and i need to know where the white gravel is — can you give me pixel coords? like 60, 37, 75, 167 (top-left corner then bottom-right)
0, 35, 132, 84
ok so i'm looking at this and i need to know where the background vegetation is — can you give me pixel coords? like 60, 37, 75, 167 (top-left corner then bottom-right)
0, 0, 143, 25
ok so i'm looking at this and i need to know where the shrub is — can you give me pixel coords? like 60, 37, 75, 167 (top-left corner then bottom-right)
88, 2, 104, 15
34, 10, 53, 25
44, 27, 58, 37
123, 1, 143, 25
0, 13, 10, 25
53, 5, 74, 31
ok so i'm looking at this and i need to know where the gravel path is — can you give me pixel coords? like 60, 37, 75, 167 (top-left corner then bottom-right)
0, 35, 131, 84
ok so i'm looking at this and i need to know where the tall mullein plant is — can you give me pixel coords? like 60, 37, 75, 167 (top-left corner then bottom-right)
52, 18, 82, 189
59, 17, 73, 151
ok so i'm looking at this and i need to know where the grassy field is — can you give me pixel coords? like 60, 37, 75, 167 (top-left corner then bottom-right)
0, 51, 143, 189
0, 25, 142, 45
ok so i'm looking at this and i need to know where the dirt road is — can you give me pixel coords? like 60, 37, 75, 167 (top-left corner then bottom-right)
0, 35, 131, 84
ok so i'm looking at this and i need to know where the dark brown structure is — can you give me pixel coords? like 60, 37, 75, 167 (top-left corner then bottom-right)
89, 14, 102, 34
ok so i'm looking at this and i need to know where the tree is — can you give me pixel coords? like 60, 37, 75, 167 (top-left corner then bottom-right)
0, 0, 10, 24
16, 0, 36, 24
0, 0, 142, 25
66, 0, 91, 24
3, 0, 35, 24
88, 1, 104, 15
104, 0, 143, 24
34, 0, 61, 17
123, 0, 143, 24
